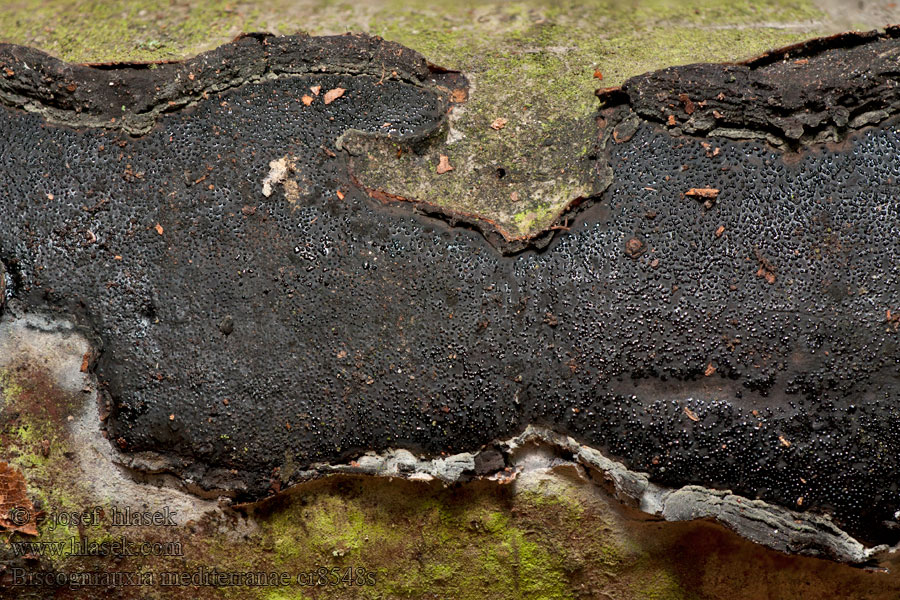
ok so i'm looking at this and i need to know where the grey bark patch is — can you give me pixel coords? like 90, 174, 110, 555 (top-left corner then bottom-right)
0, 310, 221, 522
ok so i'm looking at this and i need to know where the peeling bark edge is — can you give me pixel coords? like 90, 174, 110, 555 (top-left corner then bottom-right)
347, 167, 603, 255
341, 113, 612, 256
299, 425, 888, 566
20, 298, 881, 566
108, 420, 890, 565
0, 32, 467, 135
111, 421, 888, 565
596, 26, 900, 149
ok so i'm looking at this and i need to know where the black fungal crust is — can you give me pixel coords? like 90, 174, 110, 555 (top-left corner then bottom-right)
0, 31, 898, 551
0, 32, 466, 135
0, 258, 6, 311
598, 26, 900, 149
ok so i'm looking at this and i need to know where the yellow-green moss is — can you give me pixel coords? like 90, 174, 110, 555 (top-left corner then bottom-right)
0, 367, 23, 404
238, 476, 629, 600
0, 0, 262, 63
0, 372, 90, 554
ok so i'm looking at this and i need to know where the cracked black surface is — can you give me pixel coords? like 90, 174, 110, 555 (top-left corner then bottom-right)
606, 27, 900, 148
0, 33, 898, 547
